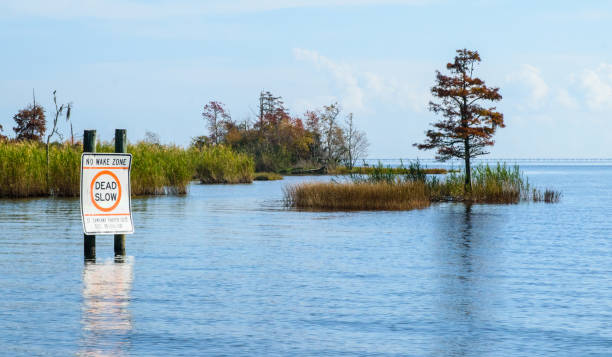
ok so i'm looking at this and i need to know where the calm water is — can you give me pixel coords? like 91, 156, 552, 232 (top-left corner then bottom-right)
1, 164, 611, 356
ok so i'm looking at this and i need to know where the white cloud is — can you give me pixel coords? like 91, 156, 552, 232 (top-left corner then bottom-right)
294, 48, 364, 111
506, 64, 549, 108
505, 63, 612, 113
1, 0, 433, 20
363, 72, 426, 112
555, 88, 578, 110
293, 48, 427, 113
578, 64, 612, 110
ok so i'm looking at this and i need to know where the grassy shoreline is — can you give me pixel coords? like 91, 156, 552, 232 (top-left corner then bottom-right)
254, 172, 284, 181
1, 141, 562, 208
277, 165, 449, 176
0, 141, 254, 198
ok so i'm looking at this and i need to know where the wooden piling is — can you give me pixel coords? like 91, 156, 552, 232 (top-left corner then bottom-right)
83, 130, 96, 261
114, 129, 127, 256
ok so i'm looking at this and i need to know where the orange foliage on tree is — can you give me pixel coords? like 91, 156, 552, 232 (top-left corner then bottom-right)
415, 49, 504, 191
13, 103, 46, 142
202, 101, 231, 145
196, 91, 368, 172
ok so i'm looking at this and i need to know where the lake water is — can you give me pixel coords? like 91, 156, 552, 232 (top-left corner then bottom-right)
1, 163, 611, 356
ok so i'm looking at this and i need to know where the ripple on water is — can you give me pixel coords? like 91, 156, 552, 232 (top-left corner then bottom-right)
0, 168, 611, 356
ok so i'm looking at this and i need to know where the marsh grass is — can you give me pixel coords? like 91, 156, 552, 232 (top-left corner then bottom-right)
285, 162, 561, 210
127, 143, 195, 195
0, 141, 48, 197
532, 188, 562, 203
330, 164, 447, 176
0, 140, 255, 198
284, 181, 430, 211
427, 164, 525, 203
348, 161, 430, 184
48, 143, 81, 196
193, 145, 254, 184
429, 164, 561, 204
254, 172, 284, 181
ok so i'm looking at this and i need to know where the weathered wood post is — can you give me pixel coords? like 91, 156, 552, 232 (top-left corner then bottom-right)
114, 129, 127, 256
83, 130, 96, 261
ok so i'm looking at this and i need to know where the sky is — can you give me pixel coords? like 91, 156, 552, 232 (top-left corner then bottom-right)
1, 0, 611, 158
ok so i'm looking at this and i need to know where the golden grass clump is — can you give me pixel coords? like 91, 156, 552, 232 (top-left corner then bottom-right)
284, 181, 430, 211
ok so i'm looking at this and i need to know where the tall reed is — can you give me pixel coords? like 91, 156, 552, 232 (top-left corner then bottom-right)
48, 143, 81, 196
0, 141, 48, 197
428, 163, 561, 204
334, 161, 447, 176
0, 140, 255, 198
194, 145, 254, 184
531, 188, 562, 203
127, 142, 195, 195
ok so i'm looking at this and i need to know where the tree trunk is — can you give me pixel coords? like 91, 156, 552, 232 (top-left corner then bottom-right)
213, 112, 218, 145
46, 139, 50, 195
464, 139, 471, 194
259, 93, 264, 135
461, 97, 471, 194
347, 151, 352, 170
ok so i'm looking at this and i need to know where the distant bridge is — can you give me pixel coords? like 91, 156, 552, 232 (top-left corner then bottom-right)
364, 158, 612, 162
360, 158, 612, 166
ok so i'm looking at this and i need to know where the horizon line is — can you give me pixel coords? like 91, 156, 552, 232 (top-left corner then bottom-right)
364, 158, 612, 161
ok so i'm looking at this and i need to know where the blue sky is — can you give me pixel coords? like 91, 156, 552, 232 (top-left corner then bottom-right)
1, 0, 611, 158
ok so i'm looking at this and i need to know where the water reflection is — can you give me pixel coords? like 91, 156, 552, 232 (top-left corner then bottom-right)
434, 203, 499, 356
80, 258, 134, 357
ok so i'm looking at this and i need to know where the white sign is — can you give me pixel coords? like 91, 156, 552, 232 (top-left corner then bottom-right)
80, 153, 134, 235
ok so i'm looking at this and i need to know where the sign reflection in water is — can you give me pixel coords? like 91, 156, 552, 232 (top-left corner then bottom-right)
80, 258, 134, 356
